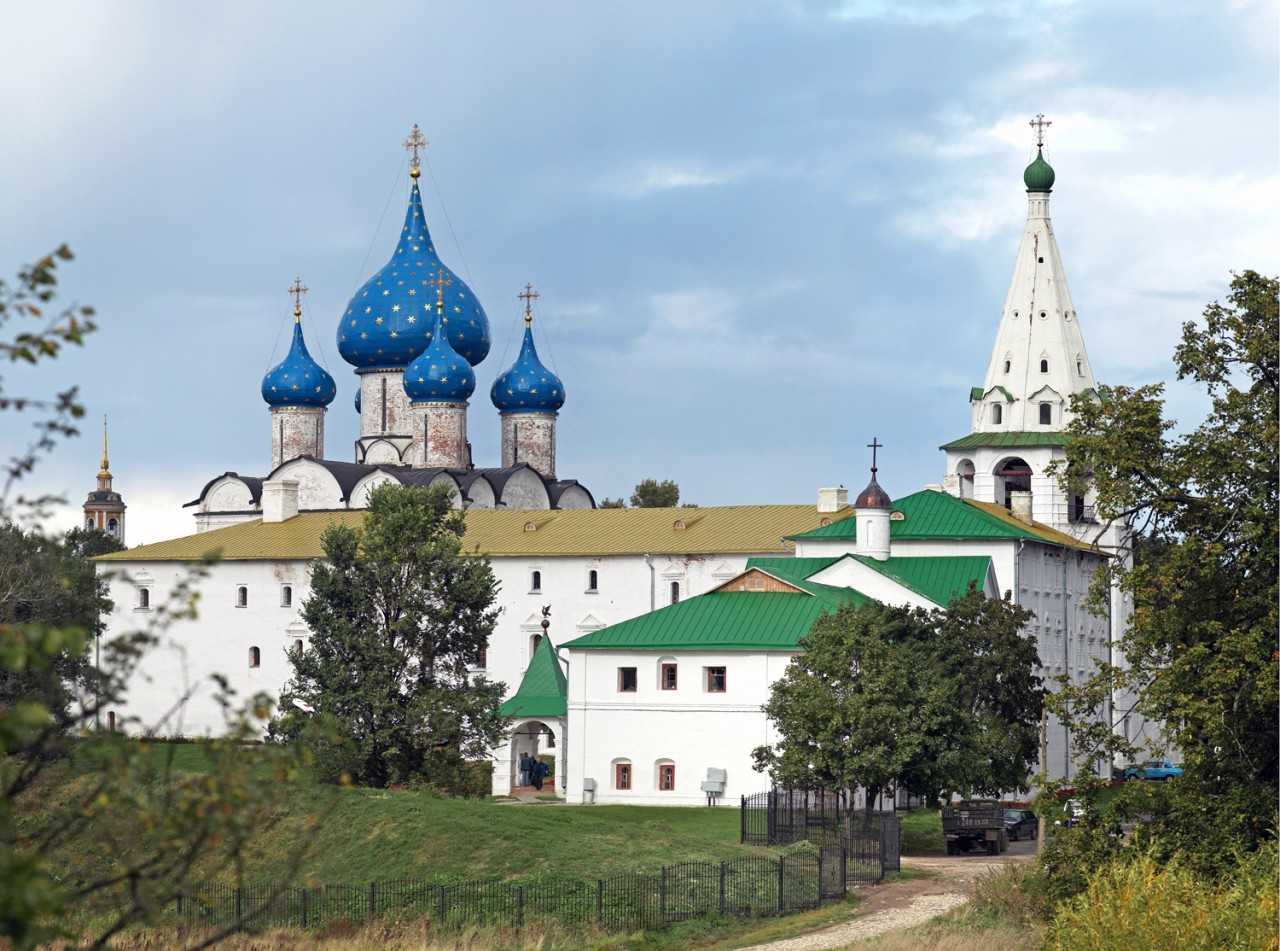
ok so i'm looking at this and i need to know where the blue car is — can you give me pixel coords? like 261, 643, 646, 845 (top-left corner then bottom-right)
1124, 759, 1183, 781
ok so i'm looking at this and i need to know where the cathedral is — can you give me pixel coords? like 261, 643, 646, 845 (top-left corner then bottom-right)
95, 119, 1140, 803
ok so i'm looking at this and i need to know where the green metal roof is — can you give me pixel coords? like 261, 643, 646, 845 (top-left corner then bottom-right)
969, 386, 985, 402
561, 586, 868, 652
850, 555, 991, 606
741, 556, 842, 583
939, 431, 1070, 451
498, 634, 567, 718
787, 489, 1095, 552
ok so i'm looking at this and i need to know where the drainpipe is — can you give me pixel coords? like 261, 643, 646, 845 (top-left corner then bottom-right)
644, 554, 655, 611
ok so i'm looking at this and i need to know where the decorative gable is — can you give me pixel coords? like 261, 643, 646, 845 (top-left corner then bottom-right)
714, 568, 806, 594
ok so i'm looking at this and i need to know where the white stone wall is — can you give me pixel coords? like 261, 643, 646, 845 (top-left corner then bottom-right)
501, 413, 556, 479
564, 649, 793, 806
270, 406, 325, 471
409, 402, 469, 468
99, 550, 765, 741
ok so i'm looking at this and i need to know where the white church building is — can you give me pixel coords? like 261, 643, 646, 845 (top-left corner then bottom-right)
95, 122, 1139, 802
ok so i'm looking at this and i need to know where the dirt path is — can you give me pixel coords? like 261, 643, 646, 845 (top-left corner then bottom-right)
734, 843, 1034, 951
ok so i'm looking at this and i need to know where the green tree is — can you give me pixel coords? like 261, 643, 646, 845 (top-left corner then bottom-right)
630, 478, 679, 508
1047, 270, 1278, 871
1, 250, 319, 948
754, 592, 1041, 820
598, 497, 626, 508
273, 483, 507, 789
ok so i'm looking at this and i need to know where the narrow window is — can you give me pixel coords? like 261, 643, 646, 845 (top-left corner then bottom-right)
1076, 358, 1084, 376
281, 584, 293, 607
249, 646, 261, 668
618, 667, 638, 692
529, 633, 542, 662
670, 581, 681, 604
107, 711, 116, 732
236, 586, 248, 608
587, 569, 598, 592
991, 404, 1003, 425
530, 570, 542, 593
137, 588, 150, 610
660, 663, 678, 690
615, 762, 632, 790
478, 644, 488, 668
293, 638, 304, 653
705, 666, 727, 693
1039, 403, 1052, 425
658, 763, 676, 791
1040, 358, 1049, 373
1003, 359, 1011, 373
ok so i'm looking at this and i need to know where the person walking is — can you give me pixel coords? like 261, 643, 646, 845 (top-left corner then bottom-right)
518, 752, 531, 788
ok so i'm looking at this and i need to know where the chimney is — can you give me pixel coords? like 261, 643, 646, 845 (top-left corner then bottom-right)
817, 486, 848, 513
261, 479, 300, 523
1009, 490, 1033, 524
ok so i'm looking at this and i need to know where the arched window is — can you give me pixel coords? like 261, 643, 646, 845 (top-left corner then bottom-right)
137, 587, 150, 610
530, 570, 542, 593
659, 659, 678, 690
281, 585, 293, 607
1003, 359, 1011, 373
613, 759, 632, 790
990, 404, 1003, 425
670, 581, 681, 604
656, 760, 676, 791
1039, 403, 1052, 425
1040, 358, 1049, 373
85, 516, 94, 529
587, 569, 598, 593
293, 639, 304, 653
248, 646, 261, 668
955, 459, 975, 499
236, 586, 248, 608
107, 518, 118, 535
529, 633, 542, 660
1076, 357, 1084, 376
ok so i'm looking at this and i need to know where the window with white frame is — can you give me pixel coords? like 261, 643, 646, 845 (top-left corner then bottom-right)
281, 584, 293, 607
530, 570, 542, 593
136, 587, 150, 610
656, 760, 676, 791
704, 666, 727, 693
613, 759, 632, 790
586, 569, 598, 593
236, 585, 248, 608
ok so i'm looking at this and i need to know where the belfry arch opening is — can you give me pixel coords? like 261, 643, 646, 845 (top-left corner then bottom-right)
993, 456, 1032, 510
955, 459, 975, 499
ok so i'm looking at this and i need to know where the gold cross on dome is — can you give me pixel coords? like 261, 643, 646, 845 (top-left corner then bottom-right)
403, 123, 428, 179
432, 268, 452, 312
1030, 113, 1052, 148
288, 276, 308, 320
518, 282, 540, 324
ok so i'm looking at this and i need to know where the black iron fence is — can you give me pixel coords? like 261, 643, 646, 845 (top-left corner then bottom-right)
169, 848, 860, 933
741, 788, 901, 875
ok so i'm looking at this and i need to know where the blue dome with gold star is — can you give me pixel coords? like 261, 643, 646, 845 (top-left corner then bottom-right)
262, 319, 337, 407
336, 181, 490, 370
404, 307, 476, 403
491, 323, 565, 413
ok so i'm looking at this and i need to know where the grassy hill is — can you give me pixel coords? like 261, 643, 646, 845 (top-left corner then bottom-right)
24, 745, 774, 887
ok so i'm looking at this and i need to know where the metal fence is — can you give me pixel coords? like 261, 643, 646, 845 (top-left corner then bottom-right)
741, 788, 901, 875
170, 849, 857, 933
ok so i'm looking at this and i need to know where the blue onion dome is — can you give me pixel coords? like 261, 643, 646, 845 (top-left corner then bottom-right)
490, 302, 565, 413
337, 179, 491, 370
404, 298, 476, 403
1024, 148, 1055, 192
262, 309, 337, 408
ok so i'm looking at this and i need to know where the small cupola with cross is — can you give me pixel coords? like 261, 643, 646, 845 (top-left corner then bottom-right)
854, 437, 892, 561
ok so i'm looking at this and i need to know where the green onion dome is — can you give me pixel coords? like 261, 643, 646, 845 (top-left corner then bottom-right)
1023, 148, 1055, 192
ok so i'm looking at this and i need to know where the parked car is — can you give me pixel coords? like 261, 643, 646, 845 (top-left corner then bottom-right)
942, 799, 1008, 855
1123, 759, 1183, 781
1003, 808, 1038, 841
1057, 798, 1087, 828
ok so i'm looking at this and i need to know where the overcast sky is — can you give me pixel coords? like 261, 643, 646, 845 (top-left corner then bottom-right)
3, 0, 1275, 544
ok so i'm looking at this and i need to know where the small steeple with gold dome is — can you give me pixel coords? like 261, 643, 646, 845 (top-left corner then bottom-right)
84, 416, 126, 541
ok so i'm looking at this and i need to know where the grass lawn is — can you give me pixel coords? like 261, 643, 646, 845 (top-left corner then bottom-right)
900, 807, 944, 855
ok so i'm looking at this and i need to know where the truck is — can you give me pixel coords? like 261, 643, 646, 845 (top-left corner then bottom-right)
942, 799, 1008, 855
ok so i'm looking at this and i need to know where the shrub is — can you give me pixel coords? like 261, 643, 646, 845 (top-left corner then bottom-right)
969, 862, 1053, 924
1047, 844, 1279, 951
1035, 821, 1124, 904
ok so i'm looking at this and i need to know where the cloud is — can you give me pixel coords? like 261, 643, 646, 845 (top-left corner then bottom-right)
595, 161, 751, 199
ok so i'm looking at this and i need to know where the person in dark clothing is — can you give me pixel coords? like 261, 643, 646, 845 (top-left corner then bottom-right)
518, 752, 531, 787
532, 759, 549, 790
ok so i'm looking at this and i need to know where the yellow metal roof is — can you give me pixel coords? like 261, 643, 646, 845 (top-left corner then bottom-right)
96, 505, 851, 563
963, 499, 1100, 553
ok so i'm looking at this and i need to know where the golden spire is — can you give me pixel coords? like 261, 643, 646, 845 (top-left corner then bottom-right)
432, 268, 451, 315
288, 276, 308, 323
98, 415, 111, 478
518, 282, 540, 326
403, 124, 428, 180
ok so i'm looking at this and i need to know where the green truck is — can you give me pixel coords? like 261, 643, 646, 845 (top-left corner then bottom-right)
941, 799, 1008, 855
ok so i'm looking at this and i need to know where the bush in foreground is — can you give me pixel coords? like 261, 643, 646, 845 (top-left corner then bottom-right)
1047, 844, 1278, 951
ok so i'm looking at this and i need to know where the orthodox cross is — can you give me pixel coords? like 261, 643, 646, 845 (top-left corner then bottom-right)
288, 276, 308, 319
403, 123, 428, 179
1030, 113, 1051, 148
867, 437, 883, 477
432, 268, 452, 312
518, 282, 540, 324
